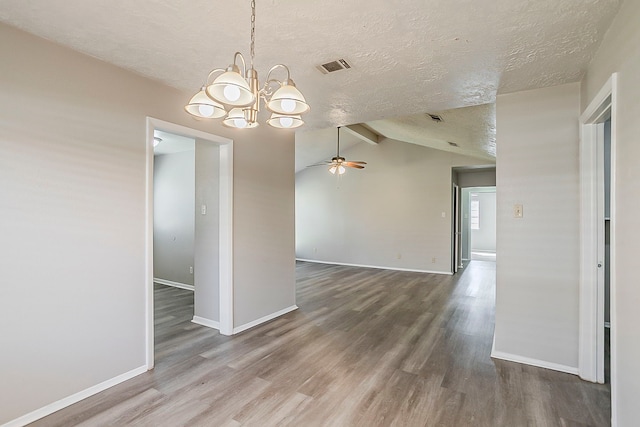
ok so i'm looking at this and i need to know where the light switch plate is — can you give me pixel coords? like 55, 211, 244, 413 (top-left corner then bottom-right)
514, 204, 523, 218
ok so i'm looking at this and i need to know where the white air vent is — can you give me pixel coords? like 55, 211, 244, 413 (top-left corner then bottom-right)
317, 58, 352, 74
428, 113, 444, 123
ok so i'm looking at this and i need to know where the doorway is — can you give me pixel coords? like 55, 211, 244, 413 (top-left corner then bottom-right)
451, 166, 497, 273
461, 187, 496, 264
153, 131, 196, 292
145, 118, 234, 369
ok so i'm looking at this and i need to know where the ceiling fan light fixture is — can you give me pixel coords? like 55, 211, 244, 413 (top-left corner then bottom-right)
185, 87, 227, 119
324, 126, 367, 175
328, 164, 345, 175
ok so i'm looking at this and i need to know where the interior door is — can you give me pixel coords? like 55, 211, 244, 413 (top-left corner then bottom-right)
453, 184, 460, 273
596, 122, 606, 383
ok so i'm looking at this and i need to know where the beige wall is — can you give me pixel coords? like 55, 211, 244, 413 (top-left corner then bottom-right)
494, 83, 581, 370
0, 23, 295, 424
295, 138, 491, 273
581, 1, 640, 424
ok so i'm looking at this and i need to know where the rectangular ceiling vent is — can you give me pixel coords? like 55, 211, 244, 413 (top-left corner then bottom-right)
317, 58, 352, 74
427, 113, 444, 123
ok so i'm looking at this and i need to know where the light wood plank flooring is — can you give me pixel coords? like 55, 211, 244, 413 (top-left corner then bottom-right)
30, 261, 610, 426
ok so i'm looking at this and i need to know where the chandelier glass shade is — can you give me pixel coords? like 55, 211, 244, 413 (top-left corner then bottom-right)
185, 87, 226, 119
185, 0, 309, 129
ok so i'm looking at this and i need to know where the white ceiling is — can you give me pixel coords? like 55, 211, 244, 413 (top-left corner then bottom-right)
0, 0, 620, 163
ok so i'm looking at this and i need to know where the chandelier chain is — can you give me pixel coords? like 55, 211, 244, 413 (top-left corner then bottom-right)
250, 0, 256, 68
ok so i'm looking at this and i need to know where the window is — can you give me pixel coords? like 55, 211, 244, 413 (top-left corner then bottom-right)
470, 199, 480, 230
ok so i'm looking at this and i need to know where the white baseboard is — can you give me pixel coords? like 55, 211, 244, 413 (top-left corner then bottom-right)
3, 365, 147, 427
233, 305, 298, 334
491, 349, 579, 376
153, 278, 194, 291
192, 316, 220, 330
296, 258, 452, 275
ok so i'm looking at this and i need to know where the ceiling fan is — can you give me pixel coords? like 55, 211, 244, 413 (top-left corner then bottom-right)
311, 127, 367, 175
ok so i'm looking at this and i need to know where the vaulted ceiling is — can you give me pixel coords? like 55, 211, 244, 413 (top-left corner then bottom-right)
0, 0, 620, 164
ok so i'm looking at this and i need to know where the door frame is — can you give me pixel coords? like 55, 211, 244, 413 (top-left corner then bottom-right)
578, 73, 617, 387
452, 183, 460, 273
145, 117, 234, 370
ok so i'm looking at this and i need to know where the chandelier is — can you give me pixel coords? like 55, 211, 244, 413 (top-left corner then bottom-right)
185, 0, 309, 129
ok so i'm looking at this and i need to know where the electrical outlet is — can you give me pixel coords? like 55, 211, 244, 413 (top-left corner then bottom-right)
397, 253, 402, 259
189, 266, 193, 274
432, 257, 436, 263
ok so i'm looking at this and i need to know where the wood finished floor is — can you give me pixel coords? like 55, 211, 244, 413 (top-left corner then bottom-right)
30, 261, 610, 426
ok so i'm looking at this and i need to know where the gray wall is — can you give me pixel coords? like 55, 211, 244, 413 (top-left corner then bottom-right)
194, 140, 220, 322
233, 126, 296, 326
0, 23, 295, 425
494, 82, 580, 370
582, 0, 640, 423
153, 150, 195, 286
296, 138, 492, 273
457, 170, 496, 187
470, 191, 496, 253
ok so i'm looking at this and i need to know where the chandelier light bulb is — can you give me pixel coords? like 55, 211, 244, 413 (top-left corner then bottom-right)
223, 85, 241, 102
338, 165, 346, 175
279, 117, 294, 128
280, 99, 296, 113
234, 118, 248, 128
198, 104, 215, 117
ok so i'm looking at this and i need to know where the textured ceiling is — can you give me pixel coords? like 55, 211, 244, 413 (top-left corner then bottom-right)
366, 103, 497, 161
0, 0, 620, 161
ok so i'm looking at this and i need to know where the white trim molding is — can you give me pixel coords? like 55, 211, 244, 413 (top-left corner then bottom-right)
296, 258, 453, 276
491, 350, 579, 376
233, 305, 298, 335
192, 316, 220, 330
3, 366, 147, 427
153, 278, 195, 291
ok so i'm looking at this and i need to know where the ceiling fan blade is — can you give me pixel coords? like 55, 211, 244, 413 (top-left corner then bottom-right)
348, 161, 367, 164
307, 161, 333, 167
344, 163, 365, 169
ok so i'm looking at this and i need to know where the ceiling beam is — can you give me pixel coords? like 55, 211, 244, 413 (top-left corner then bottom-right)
344, 124, 380, 145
